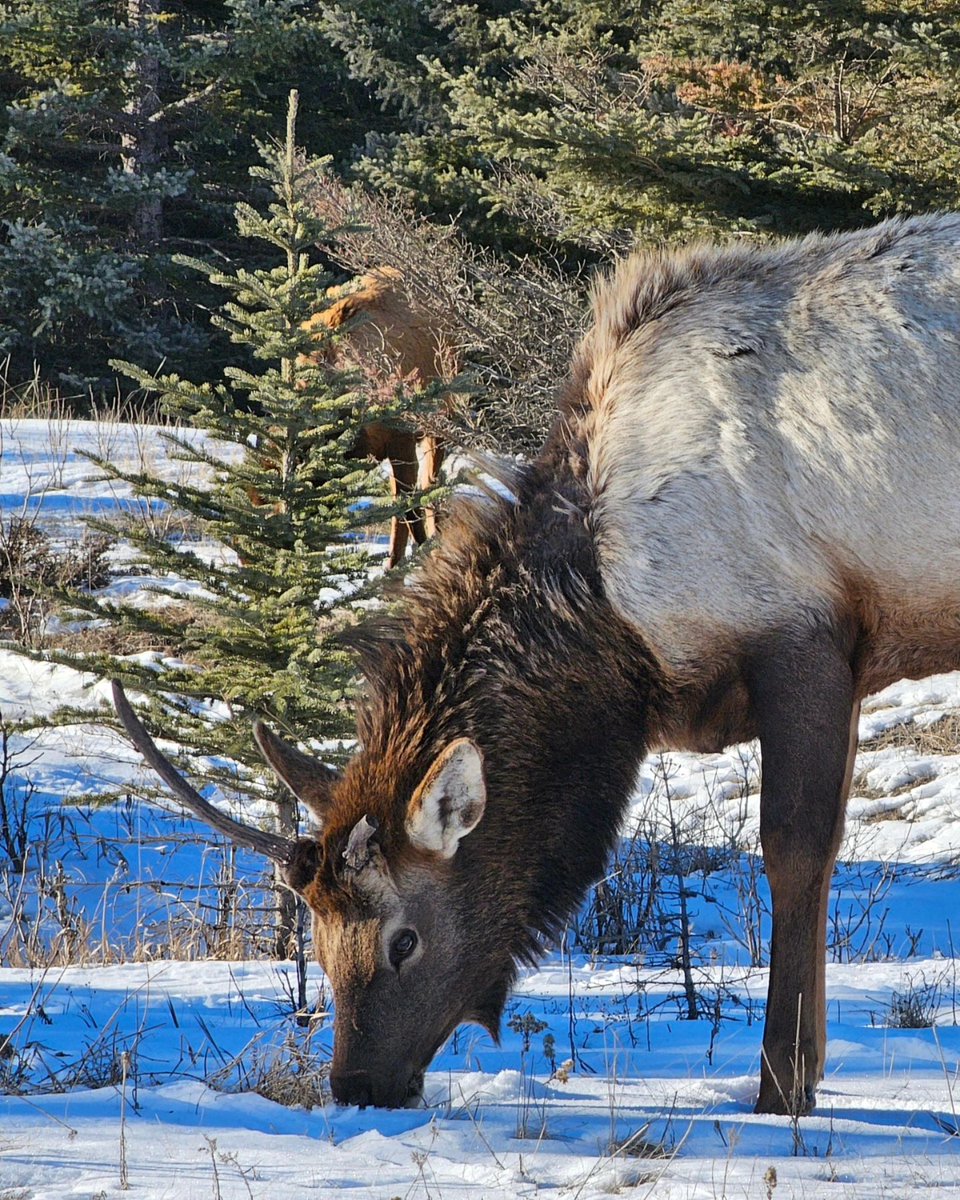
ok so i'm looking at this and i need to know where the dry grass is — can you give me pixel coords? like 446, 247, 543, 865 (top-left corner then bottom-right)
859, 712, 960, 756
44, 594, 219, 658
0, 365, 80, 421
609, 1125, 671, 1159
853, 768, 939, 805
44, 623, 174, 657
853, 712, 960, 804
208, 1029, 330, 1110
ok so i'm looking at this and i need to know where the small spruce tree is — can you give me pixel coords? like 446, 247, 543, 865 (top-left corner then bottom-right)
64, 93, 395, 956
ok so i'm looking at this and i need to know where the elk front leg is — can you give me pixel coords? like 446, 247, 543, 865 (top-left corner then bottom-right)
746, 629, 858, 1116
416, 435, 443, 540
385, 456, 418, 569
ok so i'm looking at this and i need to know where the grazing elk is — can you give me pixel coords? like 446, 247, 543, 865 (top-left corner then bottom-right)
115, 212, 960, 1116
303, 266, 452, 568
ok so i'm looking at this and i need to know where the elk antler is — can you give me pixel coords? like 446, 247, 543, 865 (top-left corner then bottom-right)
112, 680, 296, 865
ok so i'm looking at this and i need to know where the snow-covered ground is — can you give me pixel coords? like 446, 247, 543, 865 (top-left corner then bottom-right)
1, 414, 960, 1197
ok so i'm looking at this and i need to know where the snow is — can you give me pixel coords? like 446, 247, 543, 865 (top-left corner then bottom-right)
1, 416, 960, 1196
3, 955, 960, 1196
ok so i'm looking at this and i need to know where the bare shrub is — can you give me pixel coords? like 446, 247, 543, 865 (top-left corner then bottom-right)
305, 170, 586, 456
828, 859, 902, 963
573, 825, 661, 958
572, 756, 750, 978
880, 971, 947, 1029
0, 722, 42, 873
0, 518, 115, 646
59, 531, 115, 592
0, 782, 290, 970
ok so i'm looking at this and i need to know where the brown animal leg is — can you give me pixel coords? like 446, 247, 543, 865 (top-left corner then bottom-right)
385, 455, 420, 569
745, 628, 858, 1116
416, 436, 443, 540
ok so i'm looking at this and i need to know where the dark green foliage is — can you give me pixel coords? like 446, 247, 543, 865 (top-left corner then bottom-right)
340, 1, 960, 256
0, 0, 382, 395
4, 1, 960, 427
68, 99, 392, 777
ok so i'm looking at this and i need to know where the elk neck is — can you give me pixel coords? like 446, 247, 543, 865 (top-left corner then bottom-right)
343, 451, 659, 963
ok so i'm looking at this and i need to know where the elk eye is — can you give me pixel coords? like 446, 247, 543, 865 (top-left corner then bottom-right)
389, 928, 418, 968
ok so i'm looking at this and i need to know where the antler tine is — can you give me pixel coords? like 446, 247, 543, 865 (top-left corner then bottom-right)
112, 680, 295, 865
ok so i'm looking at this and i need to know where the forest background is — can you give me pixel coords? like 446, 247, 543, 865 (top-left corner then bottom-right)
4, 0, 960, 401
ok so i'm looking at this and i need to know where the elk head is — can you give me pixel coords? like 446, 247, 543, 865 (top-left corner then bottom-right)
112, 683, 501, 1109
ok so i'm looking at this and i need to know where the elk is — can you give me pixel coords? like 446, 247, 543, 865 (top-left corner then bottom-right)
303, 266, 452, 568
115, 212, 960, 1116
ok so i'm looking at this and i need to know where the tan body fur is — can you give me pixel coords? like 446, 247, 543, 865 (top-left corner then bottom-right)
303, 267, 451, 568
560, 213, 960, 1110
581, 214, 960, 702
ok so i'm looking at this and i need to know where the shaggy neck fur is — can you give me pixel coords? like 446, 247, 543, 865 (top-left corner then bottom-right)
330, 447, 658, 978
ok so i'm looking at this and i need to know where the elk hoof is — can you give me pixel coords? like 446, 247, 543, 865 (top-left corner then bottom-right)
754, 1080, 816, 1117
403, 1070, 425, 1108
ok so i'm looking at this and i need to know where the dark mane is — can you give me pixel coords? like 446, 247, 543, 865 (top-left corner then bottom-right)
326, 440, 657, 962
345, 455, 587, 758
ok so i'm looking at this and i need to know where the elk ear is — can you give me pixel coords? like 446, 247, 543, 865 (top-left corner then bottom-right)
253, 721, 339, 824
406, 739, 486, 858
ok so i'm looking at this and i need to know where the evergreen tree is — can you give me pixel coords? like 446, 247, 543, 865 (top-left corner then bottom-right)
0, 0, 381, 393
90, 94, 387, 753
333, 1, 960, 255
52, 93, 395, 948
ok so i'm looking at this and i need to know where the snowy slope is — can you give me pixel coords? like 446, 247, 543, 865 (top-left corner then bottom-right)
1, 416, 959, 1198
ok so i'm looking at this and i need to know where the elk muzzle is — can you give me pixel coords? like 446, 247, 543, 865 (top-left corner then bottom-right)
330, 1065, 424, 1109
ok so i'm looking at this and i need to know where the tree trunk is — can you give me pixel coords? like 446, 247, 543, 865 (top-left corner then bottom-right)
271, 785, 300, 959
122, 0, 164, 245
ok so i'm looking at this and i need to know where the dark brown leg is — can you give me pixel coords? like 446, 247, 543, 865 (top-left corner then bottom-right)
745, 628, 857, 1115
385, 455, 427, 569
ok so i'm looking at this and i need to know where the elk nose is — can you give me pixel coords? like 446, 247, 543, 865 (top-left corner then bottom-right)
331, 1070, 373, 1108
